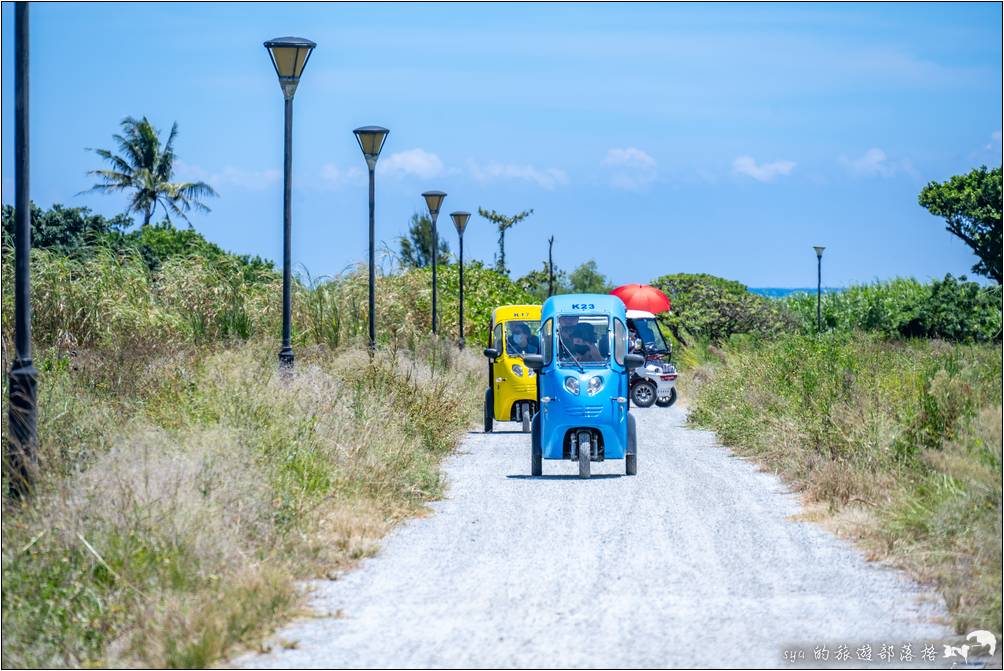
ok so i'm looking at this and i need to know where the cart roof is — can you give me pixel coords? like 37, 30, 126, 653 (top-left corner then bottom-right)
491, 305, 541, 324
542, 293, 627, 320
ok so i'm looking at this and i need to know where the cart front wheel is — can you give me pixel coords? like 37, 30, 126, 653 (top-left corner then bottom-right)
578, 432, 591, 479
483, 388, 494, 433
521, 402, 531, 433
626, 414, 638, 476
531, 415, 542, 476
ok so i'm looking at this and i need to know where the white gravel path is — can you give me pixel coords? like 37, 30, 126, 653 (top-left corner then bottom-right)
236, 406, 961, 669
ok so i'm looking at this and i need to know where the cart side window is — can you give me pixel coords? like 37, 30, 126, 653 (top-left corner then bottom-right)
613, 318, 626, 366
505, 319, 541, 358
493, 323, 503, 351
541, 319, 553, 366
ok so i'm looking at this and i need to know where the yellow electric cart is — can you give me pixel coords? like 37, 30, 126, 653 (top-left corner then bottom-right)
482, 304, 542, 433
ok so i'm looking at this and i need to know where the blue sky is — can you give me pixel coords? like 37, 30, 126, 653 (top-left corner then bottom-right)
2, 2, 1001, 287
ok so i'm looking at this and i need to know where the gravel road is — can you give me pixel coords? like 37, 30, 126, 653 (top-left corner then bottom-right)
237, 405, 958, 669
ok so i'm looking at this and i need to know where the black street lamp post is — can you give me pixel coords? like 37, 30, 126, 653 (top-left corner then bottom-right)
8, 2, 37, 496
264, 36, 315, 370
353, 126, 390, 353
422, 191, 446, 334
450, 211, 471, 348
814, 246, 825, 333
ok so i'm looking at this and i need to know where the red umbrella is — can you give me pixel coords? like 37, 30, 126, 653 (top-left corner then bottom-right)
610, 284, 671, 314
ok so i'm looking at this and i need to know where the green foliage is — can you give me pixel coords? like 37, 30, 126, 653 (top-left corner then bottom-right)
688, 332, 1002, 632
109, 221, 274, 273
516, 263, 569, 301
568, 259, 611, 294
85, 116, 217, 226
650, 272, 797, 345
1, 202, 132, 255
398, 212, 450, 268
783, 276, 1002, 342
918, 165, 1002, 283
477, 206, 533, 275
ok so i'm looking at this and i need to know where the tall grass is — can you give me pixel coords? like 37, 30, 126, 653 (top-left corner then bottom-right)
0, 243, 502, 667
687, 332, 1002, 633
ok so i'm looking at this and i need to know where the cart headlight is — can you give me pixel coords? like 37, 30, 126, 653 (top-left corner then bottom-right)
563, 376, 580, 395
512, 363, 524, 377
586, 376, 605, 396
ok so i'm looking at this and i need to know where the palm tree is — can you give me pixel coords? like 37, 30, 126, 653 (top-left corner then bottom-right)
85, 116, 217, 227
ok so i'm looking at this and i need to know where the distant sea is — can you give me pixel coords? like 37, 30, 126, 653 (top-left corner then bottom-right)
749, 287, 844, 299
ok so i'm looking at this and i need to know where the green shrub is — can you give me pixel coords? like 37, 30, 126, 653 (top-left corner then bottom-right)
783, 275, 1001, 342
650, 273, 797, 345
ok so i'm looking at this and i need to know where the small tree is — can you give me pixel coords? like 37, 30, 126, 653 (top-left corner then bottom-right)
517, 262, 568, 301
399, 212, 449, 268
477, 206, 533, 275
918, 165, 1002, 284
569, 260, 611, 294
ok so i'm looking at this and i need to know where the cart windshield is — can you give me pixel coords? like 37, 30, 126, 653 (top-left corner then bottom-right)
505, 320, 541, 357
557, 315, 610, 366
628, 317, 670, 354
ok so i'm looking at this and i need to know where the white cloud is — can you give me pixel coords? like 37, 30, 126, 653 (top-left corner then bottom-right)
732, 155, 796, 182
175, 160, 279, 191
603, 147, 657, 191
320, 163, 365, 187
988, 130, 1002, 152
378, 148, 444, 179
839, 148, 894, 178
468, 161, 569, 190
603, 147, 656, 170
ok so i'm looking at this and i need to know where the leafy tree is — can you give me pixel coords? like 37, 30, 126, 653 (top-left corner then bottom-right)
84, 116, 217, 226
517, 263, 569, 301
2, 202, 132, 255
477, 207, 533, 274
568, 259, 611, 294
651, 273, 797, 345
398, 212, 450, 268
918, 165, 1002, 283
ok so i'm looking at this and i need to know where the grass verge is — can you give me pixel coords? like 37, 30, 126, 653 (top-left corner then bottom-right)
2, 339, 481, 667
684, 332, 1002, 634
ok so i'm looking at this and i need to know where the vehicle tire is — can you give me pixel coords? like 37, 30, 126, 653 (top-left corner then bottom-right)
631, 380, 657, 408
578, 432, 591, 479
483, 388, 494, 433
625, 414, 638, 476
522, 403, 531, 433
531, 414, 542, 476
655, 388, 678, 408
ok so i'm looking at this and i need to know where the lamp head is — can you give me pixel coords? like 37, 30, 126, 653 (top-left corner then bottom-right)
814, 246, 825, 258
450, 211, 471, 236
353, 126, 390, 167
422, 191, 447, 217
264, 36, 316, 99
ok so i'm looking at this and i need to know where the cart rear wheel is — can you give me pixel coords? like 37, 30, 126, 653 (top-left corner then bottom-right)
626, 414, 638, 476
655, 388, 678, 408
531, 415, 542, 476
521, 403, 531, 432
631, 380, 657, 408
578, 432, 591, 479
483, 388, 494, 433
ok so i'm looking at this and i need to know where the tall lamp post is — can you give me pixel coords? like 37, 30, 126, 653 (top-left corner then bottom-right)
8, 2, 37, 496
353, 126, 390, 353
263, 36, 316, 369
422, 191, 447, 334
814, 246, 825, 333
450, 211, 471, 348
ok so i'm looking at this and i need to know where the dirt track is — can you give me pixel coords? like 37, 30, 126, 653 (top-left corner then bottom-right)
237, 405, 955, 668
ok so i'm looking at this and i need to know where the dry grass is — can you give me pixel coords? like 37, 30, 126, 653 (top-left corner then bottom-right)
2, 340, 482, 667
687, 332, 1002, 633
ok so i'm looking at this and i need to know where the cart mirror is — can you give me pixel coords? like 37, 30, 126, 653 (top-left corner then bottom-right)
523, 354, 544, 371
625, 353, 645, 370
483, 347, 500, 360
